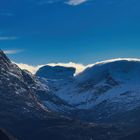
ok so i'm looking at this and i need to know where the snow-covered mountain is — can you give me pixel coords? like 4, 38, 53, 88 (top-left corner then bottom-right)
75, 58, 140, 109
1, 50, 124, 140
1, 49, 140, 139
0, 49, 73, 114
56, 58, 140, 108
36, 58, 140, 126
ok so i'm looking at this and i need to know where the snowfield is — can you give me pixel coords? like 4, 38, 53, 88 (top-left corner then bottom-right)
36, 58, 140, 120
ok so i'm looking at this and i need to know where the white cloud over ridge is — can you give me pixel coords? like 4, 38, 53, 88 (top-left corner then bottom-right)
48, 62, 86, 74
16, 62, 87, 75
16, 63, 43, 74
15, 58, 140, 75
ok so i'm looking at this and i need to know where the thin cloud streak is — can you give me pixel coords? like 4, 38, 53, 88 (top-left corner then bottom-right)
16, 62, 87, 74
65, 0, 88, 6
0, 12, 15, 16
4, 49, 24, 55
37, 0, 88, 6
37, 0, 56, 5
0, 36, 18, 41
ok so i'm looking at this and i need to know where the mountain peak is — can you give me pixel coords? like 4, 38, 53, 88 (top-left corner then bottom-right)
76, 58, 140, 83
0, 49, 11, 70
36, 65, 76, 80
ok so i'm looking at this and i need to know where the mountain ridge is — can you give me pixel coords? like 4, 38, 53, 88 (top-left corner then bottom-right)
0, 50, 125, 140
35, 58, 140, 129
1, 50, 140, 139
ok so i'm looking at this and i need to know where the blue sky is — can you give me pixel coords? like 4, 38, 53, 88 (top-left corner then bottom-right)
1, 0, 140, 65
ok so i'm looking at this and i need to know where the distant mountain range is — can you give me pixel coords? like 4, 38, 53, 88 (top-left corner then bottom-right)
1, 49, 140, 139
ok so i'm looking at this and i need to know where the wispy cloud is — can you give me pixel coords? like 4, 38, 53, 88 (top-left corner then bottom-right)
65, 0, 88, 6
15, 63, 42, 74
4, 49, 23, 55
0, 9, 15, 17
37, 0, 56, 5
37, 0, 62, 5
0, 36, 18, 41
37, 0, 88, 6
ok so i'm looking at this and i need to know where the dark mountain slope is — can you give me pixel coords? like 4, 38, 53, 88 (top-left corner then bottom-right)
0, 50, 124, 140
0, 129, 16, 140
119, 130, 140, 140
